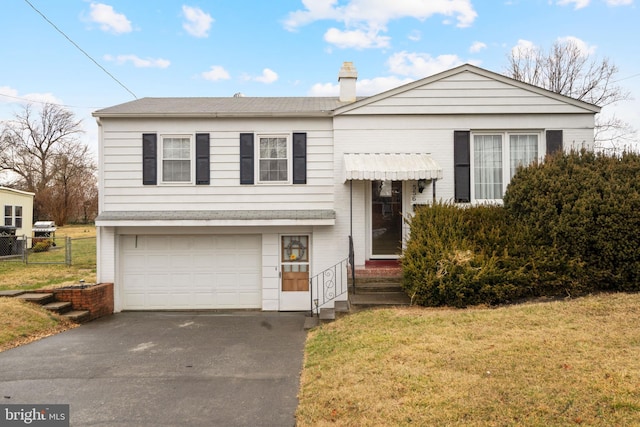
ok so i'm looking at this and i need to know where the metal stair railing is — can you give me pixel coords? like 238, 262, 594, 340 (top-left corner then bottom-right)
309, 257, 349, 317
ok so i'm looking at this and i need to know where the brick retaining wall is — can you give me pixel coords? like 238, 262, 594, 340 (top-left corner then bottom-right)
35, 283, 114, 321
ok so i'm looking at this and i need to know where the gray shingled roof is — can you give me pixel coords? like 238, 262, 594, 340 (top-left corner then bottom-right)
93, 97, 362, 118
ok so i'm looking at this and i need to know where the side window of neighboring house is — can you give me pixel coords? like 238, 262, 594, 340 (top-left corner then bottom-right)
240, 132, 307, 185
454, 129, 563, 203
14, 206, 22, 228
4, 205, 11, 226
142, 133, 210, 186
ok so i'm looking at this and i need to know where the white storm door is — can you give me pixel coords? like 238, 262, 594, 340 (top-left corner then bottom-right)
279, 235, 310, 311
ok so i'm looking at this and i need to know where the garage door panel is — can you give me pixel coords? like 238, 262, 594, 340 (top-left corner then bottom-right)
121, 234, 261, 310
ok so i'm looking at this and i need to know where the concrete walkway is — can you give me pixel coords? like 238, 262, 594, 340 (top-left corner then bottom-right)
0, 311, 308, 426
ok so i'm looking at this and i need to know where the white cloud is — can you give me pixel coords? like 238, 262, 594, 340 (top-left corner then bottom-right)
254, 69, 279, 84
556, 0, 590, 9
387, 51, 465, 78
0, 86, 63, 105
511, 39, 537, 56
557, 36, 597, 55
308, 76, 414, 97
324, 27, 390, 49
605, 0, 633, 5
201, 66, 230, 81
469, 41, 487, 53
182, 5, 214, 38
104, 54, 170, 68
284, 0, 477, 49
408, 30, 422, 42
285, 0, 477, 30
88, 3, 132, 34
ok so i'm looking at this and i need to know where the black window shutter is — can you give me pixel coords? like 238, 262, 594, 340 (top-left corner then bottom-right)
292, 132, 307, 184
195, 133, 210, 185
454, 130, 471, 203
142, 133, 157, 185
546, 130, 563, 156
240, 133, 254, 185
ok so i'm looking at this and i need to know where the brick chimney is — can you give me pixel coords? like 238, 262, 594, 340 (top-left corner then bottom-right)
338, 62, 357, 103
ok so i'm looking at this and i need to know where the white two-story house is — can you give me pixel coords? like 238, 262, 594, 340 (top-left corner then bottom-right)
93, 63, 600, 313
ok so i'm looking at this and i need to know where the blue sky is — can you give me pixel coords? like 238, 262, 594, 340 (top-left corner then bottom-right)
1, 0, 639, 156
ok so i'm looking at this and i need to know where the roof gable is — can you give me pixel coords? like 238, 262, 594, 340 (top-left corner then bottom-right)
335, 64, 601, 116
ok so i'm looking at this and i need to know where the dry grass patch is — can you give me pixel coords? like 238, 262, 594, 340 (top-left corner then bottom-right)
0, 298, 77, 352
297, 293, 640, 426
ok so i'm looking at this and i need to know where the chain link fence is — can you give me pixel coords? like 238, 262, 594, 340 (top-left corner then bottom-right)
0, 235, 96, 266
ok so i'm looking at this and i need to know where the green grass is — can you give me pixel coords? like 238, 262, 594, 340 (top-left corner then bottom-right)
0, 225, 96, 291
297, 293, 640, 426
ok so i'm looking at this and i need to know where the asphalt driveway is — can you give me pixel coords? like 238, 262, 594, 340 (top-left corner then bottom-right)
0, 311, 308, 426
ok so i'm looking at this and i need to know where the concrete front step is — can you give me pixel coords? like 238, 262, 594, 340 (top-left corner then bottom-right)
43, 301, 73, 314
15, 292, 54, 304
63, 310, 90, 322
352, 282, 404, 293
349, 291, 411, 307
0, 290, 26, 297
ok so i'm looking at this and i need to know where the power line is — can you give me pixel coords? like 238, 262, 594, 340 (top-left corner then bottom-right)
615, 73, 640, 83
0, 92, 101, 110
22, 0, 138, 99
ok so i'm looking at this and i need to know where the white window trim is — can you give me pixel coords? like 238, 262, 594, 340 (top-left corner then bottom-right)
159, 134, 194, 185
470, 130, 543, 203
255, 133, 292, 185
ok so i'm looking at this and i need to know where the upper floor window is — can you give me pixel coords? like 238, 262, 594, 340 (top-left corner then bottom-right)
161, 136, 192, 183
473, 132, 540, 200
258, 136, 289, 183
14, 206, 22, 228
3, 205, 11, 226
3, 205, 24, 227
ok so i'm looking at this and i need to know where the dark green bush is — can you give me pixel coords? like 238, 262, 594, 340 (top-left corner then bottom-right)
401, 203, 533, 307
505, 150, 640, 292
403, 150, 640, 307
32, 239, 52, 252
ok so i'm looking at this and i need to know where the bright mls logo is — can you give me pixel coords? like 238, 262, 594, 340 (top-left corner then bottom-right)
1, 405, 69, 426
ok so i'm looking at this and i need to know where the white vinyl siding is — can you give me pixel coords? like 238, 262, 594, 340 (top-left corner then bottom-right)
99, 118, 334, 212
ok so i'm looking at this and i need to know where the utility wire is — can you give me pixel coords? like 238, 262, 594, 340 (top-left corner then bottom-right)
0, 92, 101, 110
22, 0, 138, 100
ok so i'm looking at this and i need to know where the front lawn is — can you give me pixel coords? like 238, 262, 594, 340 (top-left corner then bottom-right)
297, 293, 640, 426
0, 298, 77, 352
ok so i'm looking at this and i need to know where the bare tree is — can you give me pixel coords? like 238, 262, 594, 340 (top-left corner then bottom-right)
506, 39, 635, 151
0, 103, 97, 224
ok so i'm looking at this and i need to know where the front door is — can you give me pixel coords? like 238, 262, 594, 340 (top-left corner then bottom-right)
279, 235, 310, 311
371, 180, 403, 257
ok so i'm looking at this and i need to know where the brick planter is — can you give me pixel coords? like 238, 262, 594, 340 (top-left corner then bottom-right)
35, 283, 114, 322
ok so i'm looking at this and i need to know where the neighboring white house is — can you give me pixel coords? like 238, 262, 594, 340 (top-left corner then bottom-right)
0, 186, 35, 254
93, 63, 600, 313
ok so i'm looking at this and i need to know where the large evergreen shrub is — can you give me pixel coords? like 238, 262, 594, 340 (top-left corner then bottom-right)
402, 150, 640, 307
504, 150, 640, 291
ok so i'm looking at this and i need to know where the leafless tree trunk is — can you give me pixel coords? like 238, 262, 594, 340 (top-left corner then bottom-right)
0, 103, 97, 224
505, 39, 635, 151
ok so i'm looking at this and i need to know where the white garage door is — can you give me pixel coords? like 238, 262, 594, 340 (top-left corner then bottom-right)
120, 234, 262, 310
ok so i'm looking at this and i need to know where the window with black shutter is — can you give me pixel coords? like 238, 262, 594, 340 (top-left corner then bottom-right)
195, 133, 210, 185
454, 130, 470, 203
142, 133, 157, 185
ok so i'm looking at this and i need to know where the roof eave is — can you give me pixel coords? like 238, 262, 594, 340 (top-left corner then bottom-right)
92, 111, 335, 118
